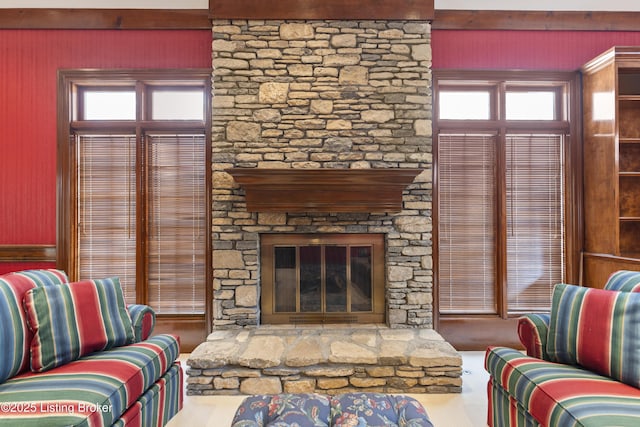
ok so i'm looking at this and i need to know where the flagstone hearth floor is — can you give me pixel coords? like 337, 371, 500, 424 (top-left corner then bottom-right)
186, 325, 462, 396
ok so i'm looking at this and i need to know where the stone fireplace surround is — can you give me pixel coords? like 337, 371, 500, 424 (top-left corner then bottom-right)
186, 18, 463, 396
211, 18, 434, 329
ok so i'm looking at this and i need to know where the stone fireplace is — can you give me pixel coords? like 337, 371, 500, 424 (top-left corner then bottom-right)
211, 19, 434, 329
187, 17, 461, 397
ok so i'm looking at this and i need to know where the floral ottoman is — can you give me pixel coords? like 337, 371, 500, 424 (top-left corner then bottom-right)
231, 392, 433, 426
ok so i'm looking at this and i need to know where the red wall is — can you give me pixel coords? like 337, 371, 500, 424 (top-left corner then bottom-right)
4, 27, 640, 273
0, 29, 211, 250
432, 30, 640, 70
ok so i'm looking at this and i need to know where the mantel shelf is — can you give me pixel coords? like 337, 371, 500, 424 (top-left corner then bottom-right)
226, 168, 422, 213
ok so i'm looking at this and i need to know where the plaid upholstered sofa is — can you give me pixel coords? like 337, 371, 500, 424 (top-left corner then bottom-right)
485, 270, 640, 427
0, 269, 182, 427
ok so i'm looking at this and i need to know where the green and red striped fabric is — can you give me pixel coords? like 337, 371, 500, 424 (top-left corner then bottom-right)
604, 270, 640, 293
0, 334, 180, 427
23, 277, 135, 373
0, 269, 68, 382
547, 283, 640, 388
486, 346, 640, 427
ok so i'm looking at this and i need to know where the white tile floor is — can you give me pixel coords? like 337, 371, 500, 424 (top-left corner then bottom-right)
167, 351, 489, 427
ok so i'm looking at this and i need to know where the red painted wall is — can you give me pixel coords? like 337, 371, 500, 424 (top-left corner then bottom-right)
0, 29, 211, 251
432, 30, 640, 70
3, 27, 640, 274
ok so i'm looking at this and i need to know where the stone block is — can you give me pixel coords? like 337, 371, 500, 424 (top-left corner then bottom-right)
259, 82, 290, 104
239, 336, 285, 368
317, 378, 349, 389
331, 34, 357, 48
214, 377, 240, 389
280, 23, 315, 40
361, 109, 395, 123
285, 338, 325, 367
284, 379, 316, 393
240, 377, 283, 394
235, 285, 257, 307
350, 377, 388, 388
226, 121, 261, 142
329, 341, 377, 364
339, 66, 368, 85
366, 366, 396, 377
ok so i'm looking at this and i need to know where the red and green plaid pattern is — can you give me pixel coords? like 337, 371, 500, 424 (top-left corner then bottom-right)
0, 269, 68, 382
0, 334, 180, 427
547, 283, 640, 388
24, 277, 135, 372
486, 346, 640, 427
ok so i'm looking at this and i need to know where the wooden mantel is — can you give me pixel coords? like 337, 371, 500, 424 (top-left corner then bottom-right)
226, 168, 422, 213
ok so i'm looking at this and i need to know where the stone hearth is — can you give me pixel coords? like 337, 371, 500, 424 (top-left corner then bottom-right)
187, 326, 462, 395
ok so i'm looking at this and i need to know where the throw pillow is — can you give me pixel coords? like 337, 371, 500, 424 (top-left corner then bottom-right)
0, 269, 68, 382
547, 283, 640, 388
24, 277, 134, 372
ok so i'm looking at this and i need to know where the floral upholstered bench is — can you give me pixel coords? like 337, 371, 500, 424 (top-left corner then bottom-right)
231, 392, 433, 426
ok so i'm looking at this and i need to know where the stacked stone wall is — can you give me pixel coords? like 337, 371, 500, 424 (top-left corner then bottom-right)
211, 19, 433, 329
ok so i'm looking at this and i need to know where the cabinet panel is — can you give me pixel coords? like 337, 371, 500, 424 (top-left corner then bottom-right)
619, 100, 640, 138
620, 143, 640, 172
620, 221, 640, 256
582, 47, 640, 281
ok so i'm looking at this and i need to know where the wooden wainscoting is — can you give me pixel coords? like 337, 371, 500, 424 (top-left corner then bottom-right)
154, 315, 208, 353
437, 316, 522, 351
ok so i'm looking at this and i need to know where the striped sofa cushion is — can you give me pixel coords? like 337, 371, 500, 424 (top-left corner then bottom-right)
0, 334, 180, 427
547, 283, 640, 388
24, 277, 135, 372
0, 269, 68, 382
604, 270, 640, 292
112, 360, 183, 427
486, 346, 640, 427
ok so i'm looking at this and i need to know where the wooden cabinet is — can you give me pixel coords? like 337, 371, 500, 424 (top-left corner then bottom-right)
582, 47, 640, 287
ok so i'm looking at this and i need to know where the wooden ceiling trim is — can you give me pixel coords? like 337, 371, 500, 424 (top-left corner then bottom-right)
433, 10, 640, 31
0, 9, 210, 30
209, 0, 434, 21
0, 8, 638, 31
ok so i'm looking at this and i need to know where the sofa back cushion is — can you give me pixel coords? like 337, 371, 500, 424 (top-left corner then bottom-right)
604, 270, 640, 293
0, 269, 68, 382
24, 277, 135, 372
547, 283, 640, 388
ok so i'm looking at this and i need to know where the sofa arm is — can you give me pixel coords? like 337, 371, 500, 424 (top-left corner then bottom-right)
128, 304, 156, 342
517, 314, 550, 360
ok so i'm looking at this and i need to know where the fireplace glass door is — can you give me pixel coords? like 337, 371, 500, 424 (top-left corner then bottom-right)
262, 234, 384, 324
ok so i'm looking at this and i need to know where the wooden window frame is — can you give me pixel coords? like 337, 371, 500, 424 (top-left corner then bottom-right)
433, 70, 583, 349
57, 69, 213, 350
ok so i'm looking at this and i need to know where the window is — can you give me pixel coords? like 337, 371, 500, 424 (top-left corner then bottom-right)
58, 71, 211, 341
435, 72, 579, 332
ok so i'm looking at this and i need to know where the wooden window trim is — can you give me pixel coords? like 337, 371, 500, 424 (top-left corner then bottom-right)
433, 70, 583, 348
57, 69, 213, 346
